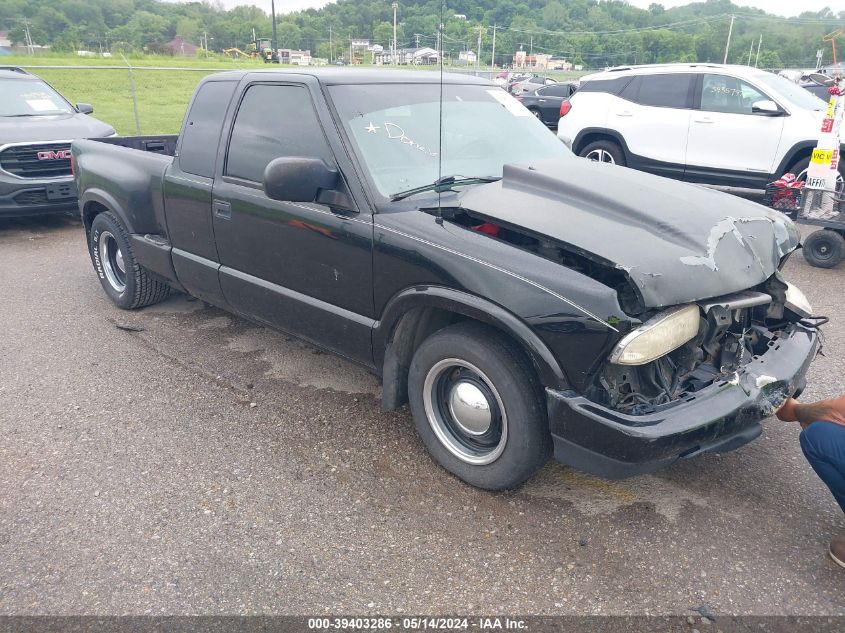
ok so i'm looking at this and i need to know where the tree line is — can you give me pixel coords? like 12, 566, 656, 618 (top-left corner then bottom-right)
1, 0, 844, 69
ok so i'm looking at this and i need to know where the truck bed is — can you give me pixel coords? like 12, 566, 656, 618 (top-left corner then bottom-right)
93, 135, 178, 156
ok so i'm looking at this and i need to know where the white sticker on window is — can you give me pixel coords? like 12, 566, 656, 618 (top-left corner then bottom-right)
26, 99, 59, 112
486, 89, 531, 117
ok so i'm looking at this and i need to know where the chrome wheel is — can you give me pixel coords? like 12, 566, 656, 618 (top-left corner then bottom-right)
98, 230, 126, 293
422, 358, 507, 465
585, 148, 616, 164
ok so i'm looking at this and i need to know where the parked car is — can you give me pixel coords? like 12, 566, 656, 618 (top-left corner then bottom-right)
517, 82, 578, 128
0, 66, 115, 218
72, 69, 819, 490
509, 74, 556, 95
801, 81, 832, 101
557, 63, 840, 189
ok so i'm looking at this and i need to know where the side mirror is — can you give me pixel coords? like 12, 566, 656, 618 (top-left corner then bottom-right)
263, 157, 339, 203
76, 103, 94, 114
752, 100, 782, 116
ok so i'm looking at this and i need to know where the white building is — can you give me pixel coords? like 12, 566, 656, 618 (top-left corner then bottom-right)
374, 46, 439, 65
458, 50, 477, 64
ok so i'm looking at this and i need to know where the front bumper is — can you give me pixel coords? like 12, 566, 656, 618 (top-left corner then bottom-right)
548, 323, 819, 479
0, 176, 77, 218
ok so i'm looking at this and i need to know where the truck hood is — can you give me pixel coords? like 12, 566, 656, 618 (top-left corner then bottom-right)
459, 159, 799, 309
0, 113, 115, 143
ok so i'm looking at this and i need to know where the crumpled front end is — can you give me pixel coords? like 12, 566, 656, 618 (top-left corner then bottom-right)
548, 318, 818, 479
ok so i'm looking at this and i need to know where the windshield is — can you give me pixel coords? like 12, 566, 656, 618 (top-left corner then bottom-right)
0, 79, 74, 117
329, 82, 573, 198
753, 71, 827, 111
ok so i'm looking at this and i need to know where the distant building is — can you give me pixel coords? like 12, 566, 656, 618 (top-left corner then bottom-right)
548, 57, 573, 71
279, 49, 312, 65
163, 36, 199, 56
512, 51, 552, 69
374, 47, 439, 65
0, 30, 11, 55
457, 50, 477, 65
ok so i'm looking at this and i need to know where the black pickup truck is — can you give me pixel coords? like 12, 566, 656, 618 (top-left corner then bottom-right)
72, 69, 820, 490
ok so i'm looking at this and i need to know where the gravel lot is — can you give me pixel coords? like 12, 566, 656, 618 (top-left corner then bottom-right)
1, 212, 844, 616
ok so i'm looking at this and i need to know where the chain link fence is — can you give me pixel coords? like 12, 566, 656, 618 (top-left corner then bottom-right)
16, 64, 232, 136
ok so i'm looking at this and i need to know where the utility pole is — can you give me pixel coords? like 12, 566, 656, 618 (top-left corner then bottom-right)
491, 24, 497, 70
415, 33, 420, 48
329, 26, 333, 63
755, 34, 763, 68
392, 1, 398, 65
203, 31, 209, 58
476, 26, 483, 71
270, 0, 278, 61
747, 39, 753, 66
529, 35, 533, 58
22, 18, 34, 55
723, 14, 734, 65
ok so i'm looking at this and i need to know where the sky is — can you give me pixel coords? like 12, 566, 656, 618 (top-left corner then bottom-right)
213, 0, 845, 17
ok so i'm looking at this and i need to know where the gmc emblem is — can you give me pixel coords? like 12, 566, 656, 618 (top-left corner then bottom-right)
37, 150, 72, 161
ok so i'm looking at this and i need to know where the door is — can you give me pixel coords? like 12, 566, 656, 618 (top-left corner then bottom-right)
534, 83, 573, 125
164, 80, 237, 306
610, 73, 695, 179
684, 73, 786, 187
212, 82, 375, 365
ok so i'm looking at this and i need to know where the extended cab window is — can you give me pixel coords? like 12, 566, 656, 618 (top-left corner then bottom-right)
700, 74, 768, 114
178, 81, 236, 178
631, 74, 694, 108
226, 84, 333, 183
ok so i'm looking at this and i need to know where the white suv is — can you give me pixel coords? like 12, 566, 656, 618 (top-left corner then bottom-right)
557, 63, 840, 189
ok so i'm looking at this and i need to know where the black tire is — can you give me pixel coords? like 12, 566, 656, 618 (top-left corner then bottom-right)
407, 321, 551, 490
88, 212, 171, 309
803, 229, 845, 269
527, 107, 543, 121
579, 139, 626, 166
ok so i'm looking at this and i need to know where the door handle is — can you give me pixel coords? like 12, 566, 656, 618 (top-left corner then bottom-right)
538, 98, 546, 103
694, 117, 714, 124
615, 111, 633, 117
213, 200, 231, 220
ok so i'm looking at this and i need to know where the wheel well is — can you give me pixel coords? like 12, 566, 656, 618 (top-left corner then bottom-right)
574, 132, 622, 156
380, 307, 540, 411
785, 147, 812, 172
82, 200, 109, 235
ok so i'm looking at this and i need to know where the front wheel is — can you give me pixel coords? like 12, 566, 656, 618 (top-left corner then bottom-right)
407, 322, 551, 490
803, 229, 845, 269
89, 212, 171, 309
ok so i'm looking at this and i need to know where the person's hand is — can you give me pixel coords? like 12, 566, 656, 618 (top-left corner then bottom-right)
776, 398, 799, 422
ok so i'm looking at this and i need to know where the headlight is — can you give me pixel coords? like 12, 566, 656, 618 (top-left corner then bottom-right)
785, 281, 812, 317
609, 304, 701, 366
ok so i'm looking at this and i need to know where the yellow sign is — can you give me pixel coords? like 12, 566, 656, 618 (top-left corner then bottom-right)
811, 148, 834, 164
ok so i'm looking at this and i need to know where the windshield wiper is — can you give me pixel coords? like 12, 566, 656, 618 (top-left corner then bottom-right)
390, 175, 501, 201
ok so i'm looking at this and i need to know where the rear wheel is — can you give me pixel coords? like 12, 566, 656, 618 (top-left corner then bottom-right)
803, 229, 845, 268
407, 322, 551, 490
579, 139, 626, 166
89, 212, 171, 309
527, 107, 543, 121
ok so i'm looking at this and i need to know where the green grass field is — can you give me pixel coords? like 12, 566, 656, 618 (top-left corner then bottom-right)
4, 54, 268, 135
3, 53, 585, 135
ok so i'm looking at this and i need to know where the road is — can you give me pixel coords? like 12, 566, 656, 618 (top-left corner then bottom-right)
1, 213, 844, 616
